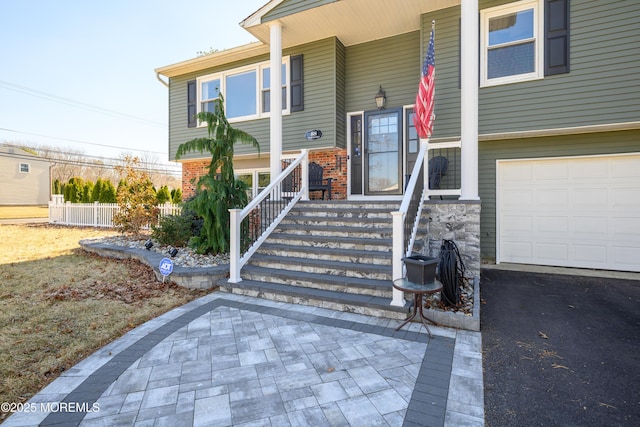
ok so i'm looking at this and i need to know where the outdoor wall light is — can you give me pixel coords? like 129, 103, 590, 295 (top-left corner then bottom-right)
144, 239, 153, 250
375, 85, 386, 109
168, 248, 178, 257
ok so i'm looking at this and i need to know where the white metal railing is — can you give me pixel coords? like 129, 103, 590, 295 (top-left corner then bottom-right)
48, 197, 181, 228
229, 149, 309, 283
391, 142, 428, 306
391, 140, 463, 306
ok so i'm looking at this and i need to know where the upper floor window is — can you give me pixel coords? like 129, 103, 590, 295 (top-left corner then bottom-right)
226, 69, 258, 118
481, 0, 543, 87
187, 55, 302, 128
19, 163, 30, 173
197, 57, 290, 123
200, 78, 220, 114
261, 63, 287, 113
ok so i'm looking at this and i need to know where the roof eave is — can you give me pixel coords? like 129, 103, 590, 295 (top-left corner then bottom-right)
240, 0, 284, 29
155, 42, 270, 78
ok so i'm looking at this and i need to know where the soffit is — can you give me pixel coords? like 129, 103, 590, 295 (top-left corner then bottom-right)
244, 0, 459, 48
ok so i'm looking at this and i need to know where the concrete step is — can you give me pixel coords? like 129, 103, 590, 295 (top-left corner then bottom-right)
241, 265, 392, 297
265, 233, 392, 252
293, 200, 401, 211
248, 254, 392, 281
288, 206, 397, 220
274, 223, 393, 239
280, 214, 391, 229
256, 243, 391, 266
217, 279, 409, 320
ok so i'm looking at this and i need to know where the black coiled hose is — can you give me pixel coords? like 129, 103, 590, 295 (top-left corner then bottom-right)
438, 240, 466, 306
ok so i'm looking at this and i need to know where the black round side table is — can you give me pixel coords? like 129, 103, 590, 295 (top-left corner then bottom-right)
393, 278, 442, 337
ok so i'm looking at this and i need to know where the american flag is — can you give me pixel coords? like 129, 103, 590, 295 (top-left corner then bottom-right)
414, 27, 435, 139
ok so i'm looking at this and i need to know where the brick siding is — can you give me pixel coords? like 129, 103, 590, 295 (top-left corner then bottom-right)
181, 149, 349, 200
308, 149, 347, 200
181, 160, 209, 199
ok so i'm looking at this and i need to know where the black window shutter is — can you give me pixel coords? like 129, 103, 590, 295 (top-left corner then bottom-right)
187, 80, 197, 128
290, 54, 304, 112
545, 0, 570, 75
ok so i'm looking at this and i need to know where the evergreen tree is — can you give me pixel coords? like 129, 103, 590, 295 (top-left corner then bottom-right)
52, 179, 62, 195
175, 95, 259, 254
82, 182, 94, 203
64, 177, 84, 203
156, 185, 171, 204
100, 180, 117, 203
92, 178, 104, 202
171, 188, 183, 204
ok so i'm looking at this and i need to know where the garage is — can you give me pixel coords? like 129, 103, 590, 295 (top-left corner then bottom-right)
497, 153, 640, 272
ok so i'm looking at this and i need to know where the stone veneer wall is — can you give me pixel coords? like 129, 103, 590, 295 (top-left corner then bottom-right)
417, 200, 481, 280
181, 148, 349, 200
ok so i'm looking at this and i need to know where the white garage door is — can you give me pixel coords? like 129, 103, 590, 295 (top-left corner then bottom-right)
497, 154, 640, 272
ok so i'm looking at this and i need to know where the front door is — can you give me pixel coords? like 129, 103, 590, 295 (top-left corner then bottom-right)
363, 108, 403, 195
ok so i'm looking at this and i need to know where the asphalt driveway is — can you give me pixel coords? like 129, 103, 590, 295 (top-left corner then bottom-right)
481, 269, 640, 427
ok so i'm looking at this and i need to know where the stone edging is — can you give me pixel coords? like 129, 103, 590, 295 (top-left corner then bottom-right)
80, 241, 227, 290
423, 275, 480, 331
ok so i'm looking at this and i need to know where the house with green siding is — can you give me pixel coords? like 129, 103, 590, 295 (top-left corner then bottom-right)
156, 0, 640, 277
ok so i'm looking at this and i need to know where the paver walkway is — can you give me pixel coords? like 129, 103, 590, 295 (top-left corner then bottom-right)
3, 293, 484, 427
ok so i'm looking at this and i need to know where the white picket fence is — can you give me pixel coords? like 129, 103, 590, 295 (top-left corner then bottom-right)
48, 195, 181, 228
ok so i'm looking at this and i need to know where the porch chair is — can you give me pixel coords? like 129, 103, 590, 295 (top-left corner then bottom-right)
308, 162, 333, 200
428, 156, 448, 199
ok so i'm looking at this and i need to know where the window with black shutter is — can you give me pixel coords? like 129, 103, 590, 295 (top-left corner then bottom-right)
478, 0, 570, 86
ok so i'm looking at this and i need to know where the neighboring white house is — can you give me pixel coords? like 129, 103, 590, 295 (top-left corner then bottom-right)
0, 145, 51, 205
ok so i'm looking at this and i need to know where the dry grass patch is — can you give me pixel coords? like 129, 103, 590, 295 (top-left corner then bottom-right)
0, 224, 210, 420
0, 206, 49, 219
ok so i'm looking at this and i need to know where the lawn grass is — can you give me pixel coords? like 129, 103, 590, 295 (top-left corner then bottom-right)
0, 206, 49, 219
0, 224, 210, 421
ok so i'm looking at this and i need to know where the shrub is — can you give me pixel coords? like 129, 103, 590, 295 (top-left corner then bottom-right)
92, 178, 104, 202
81, 182, 94, 203
171, 188, 183, 204
181, 195, 204, 239
151, 196, 202, 247
112, 156, 159, 237
152, 214, 192, 247
52, 179, 63, 195
64, 177, 83, 203
156, 185, 171, 204
99, 180, 117, 203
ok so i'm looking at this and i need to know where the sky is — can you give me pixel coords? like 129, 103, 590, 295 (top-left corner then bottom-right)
0, 0, 267, 172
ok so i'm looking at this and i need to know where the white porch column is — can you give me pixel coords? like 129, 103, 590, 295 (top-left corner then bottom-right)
460, 0, 480, 200
270, 22, 283, 182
